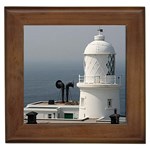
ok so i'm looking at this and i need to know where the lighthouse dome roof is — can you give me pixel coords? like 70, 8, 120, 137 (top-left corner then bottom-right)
84, 33, 115, 55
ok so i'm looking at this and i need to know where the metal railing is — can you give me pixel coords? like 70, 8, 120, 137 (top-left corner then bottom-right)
78, 75, 122, 85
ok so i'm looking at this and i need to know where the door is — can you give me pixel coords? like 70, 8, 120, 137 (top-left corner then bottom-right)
64, 113, 73, 119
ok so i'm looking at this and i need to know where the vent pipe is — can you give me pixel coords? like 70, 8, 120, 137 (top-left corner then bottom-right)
56, 80, 65, 103
66, 82, 74, 102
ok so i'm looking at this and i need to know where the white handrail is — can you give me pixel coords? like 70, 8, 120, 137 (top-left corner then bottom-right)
78, 75, 122, 85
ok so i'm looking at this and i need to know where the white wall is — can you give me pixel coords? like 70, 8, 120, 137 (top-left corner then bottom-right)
79, 87, 120, 119
58, 107, 79, 119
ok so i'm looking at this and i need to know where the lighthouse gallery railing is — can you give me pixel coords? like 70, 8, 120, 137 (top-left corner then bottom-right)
78, 75, 122, 85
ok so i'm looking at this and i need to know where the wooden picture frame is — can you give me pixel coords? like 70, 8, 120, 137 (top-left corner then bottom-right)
5, 7, 145, 143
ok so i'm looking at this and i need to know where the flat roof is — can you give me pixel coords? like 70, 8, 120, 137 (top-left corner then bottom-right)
26, 101, 79, 108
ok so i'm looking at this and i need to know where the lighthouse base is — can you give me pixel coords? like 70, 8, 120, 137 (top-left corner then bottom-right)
78, 85, 120, 119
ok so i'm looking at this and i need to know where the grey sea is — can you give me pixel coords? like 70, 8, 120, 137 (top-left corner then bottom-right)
24, 64, 126, 115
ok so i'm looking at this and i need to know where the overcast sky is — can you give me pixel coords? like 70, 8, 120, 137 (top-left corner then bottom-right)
24, 25, 126, 74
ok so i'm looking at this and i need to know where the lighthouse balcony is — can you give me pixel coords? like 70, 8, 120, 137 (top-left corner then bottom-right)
78, 75, 122, 85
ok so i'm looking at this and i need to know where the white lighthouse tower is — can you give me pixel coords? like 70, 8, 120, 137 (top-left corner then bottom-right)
77, 29, 121, 120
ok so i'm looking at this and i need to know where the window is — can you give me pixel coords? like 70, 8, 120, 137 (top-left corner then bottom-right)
107, 99, 112, 108
48, 114, 52, 118
81, 98, 84, 107
53, 113, 55, 118
106, 54, 115, 75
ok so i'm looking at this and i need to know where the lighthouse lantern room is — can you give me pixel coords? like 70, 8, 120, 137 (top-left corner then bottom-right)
77, 29, 121, 119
